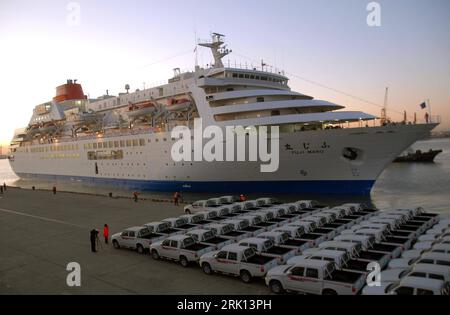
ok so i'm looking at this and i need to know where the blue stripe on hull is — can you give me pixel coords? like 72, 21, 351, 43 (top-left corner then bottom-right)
16, 173, 375, 195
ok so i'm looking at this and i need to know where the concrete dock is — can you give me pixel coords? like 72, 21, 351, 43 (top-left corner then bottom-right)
0, 187, 268, 294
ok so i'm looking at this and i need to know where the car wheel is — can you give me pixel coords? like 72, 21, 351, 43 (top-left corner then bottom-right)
240, 270, 252, 283
136, 244, 145, 254
322, 289, 337, 295
202, 263, 212, 275
112, 240, 120, 249
180, 256, 189, 267
269, 280, 284, 294
151, 250, 160, 260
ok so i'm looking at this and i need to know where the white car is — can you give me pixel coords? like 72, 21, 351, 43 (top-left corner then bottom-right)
111, 226, 165, 254
238, 237, 296, 264
287, 249, 350, 270
380, 263, 450, 283
362, 276, 449, 295
387, 257, 420, 269
416, 252, 450, 267
199, 244, 278, 283
333, 234, 375, 251
150, 235, 214, 267
430, 243, 450, 255
266, 259, 365, 295
401, 249, 425, 260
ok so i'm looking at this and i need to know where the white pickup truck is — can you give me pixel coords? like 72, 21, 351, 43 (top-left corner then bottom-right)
184, 199, 222, 214
144, 221, 184, 236
238, 237, 296, 264
265, 258, 366, 295
204, 223, 250, 241
218, 195, 239, 204
111, 226, 165, 254
258, 231, 312, 254
162, 217, 198, 232
150, 235, 214, 267
179, 213, 212, 227
186, 229, 234, 250
238, 214, 275, 232
222, 218, 265, 237
199, 244, 278, 283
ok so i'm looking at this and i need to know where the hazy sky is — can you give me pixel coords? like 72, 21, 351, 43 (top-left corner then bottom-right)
1, 0, 449, 145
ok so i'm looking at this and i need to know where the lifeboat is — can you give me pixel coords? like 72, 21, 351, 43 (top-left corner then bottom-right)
166, 98, 191, 112
126, 100, 156, 118
27, 123, 57, 137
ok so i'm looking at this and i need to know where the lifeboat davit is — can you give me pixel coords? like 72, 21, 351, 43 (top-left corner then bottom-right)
167, 98, 191, 112
126, 100, 156, 118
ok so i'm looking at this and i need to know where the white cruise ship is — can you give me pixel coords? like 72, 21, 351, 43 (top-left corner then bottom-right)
8, 34, 438, 195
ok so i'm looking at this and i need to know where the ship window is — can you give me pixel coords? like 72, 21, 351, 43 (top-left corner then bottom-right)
238, 74, 244, 78
257, 97, 265, 103
132, 139, 138, 147
261, 76, 268, 81
120, 140, 125, 147
109, 141, 114, 148
255, 76, 260, 80
232, 73, 238, 78
139, 139, 145, 146
114, 141, 119, 148
250, 75, 255, 79
244, 74, 249, 79
126, 140, 132, 147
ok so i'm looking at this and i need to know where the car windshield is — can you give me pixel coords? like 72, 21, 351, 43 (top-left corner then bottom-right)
243, 247, 256, 260
193, 214, 203, 223
240, 221, 249, 229
203, 231, 215, 240
264, 240, 274, 249
176, 219, 187, 227
188, 234, 199, 242
183, 237, 195, 248
159, 223, 170, 231
281, 233, 289, 242
139, 228, 152, 237
223, 225, 232, 234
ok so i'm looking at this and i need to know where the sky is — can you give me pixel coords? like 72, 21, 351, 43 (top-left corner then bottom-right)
0, 0, 449, 146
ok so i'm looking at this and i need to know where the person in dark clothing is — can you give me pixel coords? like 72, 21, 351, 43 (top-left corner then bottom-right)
133, 191, 139, 202
90, 229, 99, 252
173, 192, 179, 206
103, 224, 109, 244
3, 183, 6, 191
52, 186, 57, 195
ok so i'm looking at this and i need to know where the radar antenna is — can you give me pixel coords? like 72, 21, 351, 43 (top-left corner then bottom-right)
198, 33, 231, 68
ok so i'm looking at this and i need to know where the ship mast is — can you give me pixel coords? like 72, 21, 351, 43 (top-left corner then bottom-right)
381, 87, 389, 124
198, 33, 231, 68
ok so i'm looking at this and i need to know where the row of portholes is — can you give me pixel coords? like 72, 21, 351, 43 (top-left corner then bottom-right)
165, 163, 194, 167
98, 173, 147, 178
100, 162, 147, 167
125, 151, 144, 155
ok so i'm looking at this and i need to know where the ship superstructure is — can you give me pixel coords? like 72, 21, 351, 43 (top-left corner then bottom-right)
9, 34, 438, 195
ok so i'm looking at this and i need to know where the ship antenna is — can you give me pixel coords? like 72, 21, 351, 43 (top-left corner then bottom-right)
198, 32, 231, 68
194, 29, 199, 70
381, 87, 389, 124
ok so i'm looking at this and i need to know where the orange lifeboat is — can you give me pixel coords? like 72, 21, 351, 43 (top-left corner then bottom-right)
167, 98, 191, 112
53, 79, 87, 102
126, 100, 156, 118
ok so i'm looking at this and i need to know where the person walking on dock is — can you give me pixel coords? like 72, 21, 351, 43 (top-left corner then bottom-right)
3, 182, 6, 191
52, 186, 57, 195
133, 191, 139, 202
90, 229, 99, 253
103, 224, 109, 244
173, 192, 179, 206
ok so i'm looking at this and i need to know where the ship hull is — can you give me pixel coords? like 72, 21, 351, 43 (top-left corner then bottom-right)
9, 123, 436, 195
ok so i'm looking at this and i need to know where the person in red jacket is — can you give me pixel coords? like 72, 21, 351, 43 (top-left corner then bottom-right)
103, 224, 109, 244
